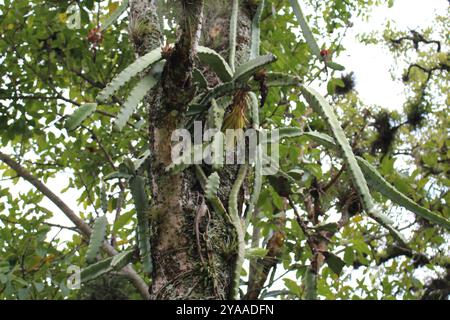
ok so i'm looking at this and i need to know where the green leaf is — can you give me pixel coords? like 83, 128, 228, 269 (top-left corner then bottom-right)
245, 247, 268, 259
229, 0, 239, 71
249, 91, 260, 129
304, 267, 317, 300
114, 75, 157, 131
233, 54, 277, 83
268, 175, 292, 197
229, 165, 248, 299
328, 77, 345, 95
99, 0, 129, 32
313, 222, 338, 233
81, 257, 113, 283
353, 239, 372, 256
11, 276, 28, 287
199, 81, 244, 107
110, 250, 134, 269
207, 98, 225, 130
304, 163, 322, 179
300, 86, 407, 246
343, 247, 355, 266
97, 47, 163, 102
86, 216, 108, 264
262, 127, 302, 143
193, 68, 208, 89
284, 278, 301, 297
287, 129, 448, 230
270, 188, 285, 210
100, 181, 108, 213
103, 171, 132, 181
260, 72, 301, 88
197, 46, 233, 82
65, 103, 97, 131
194, 165, 228, 219
326, 61, 345, 71
205, 172, 220, 201
187, 103, 207, 116
133, 149, 151, 172
324, 252, 346, 275
289, 0, 321, 58
129, 176, 152, 274
289, 1, 345, 71
33, 282, 44, 293
287, 168, 304, 180
260, 128, 335, 150
301, 131, 336, 148
113, 209, 134, 232
357, 157, 450, 230
250, 0, 265, 59
245, 93, 262, 226
123, 158, 136, 173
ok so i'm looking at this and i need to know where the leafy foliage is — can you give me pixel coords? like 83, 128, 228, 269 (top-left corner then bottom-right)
129, 176, 152, 274
205, 172, 220, 201
289, 0, 321, 58
97, 47, 162, 102
81, 250, 133, 283
197, 46, 233, 82
229, 0, 239, 72
81, 257, 115, 283
233, 54, 277, 83
110, 250, 134, 270
357, 157, 450, 230
86, 216, 108, 264
250, 0, 265, 59
269, 127, 450, 229
289, 0, 345, 71
65, 103, 98, 131
207, 98, 226, 130
245, 92, 262, 225
100, 0, 129, 32
114, 75, 157, 131
301, 86, 407, 245
263, 72, 302, 88
228, 165, 248, 299
304, 268, 317, 300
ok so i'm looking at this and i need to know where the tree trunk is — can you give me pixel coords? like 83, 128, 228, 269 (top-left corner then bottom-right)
128, 0, 254, 299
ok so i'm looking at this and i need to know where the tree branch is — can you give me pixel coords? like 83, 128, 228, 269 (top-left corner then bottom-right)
162, 0, 204, 109
391, 30, 441, 52
0, 151, 150, 300
404, 63, 449, 83
352, 243, 449, 270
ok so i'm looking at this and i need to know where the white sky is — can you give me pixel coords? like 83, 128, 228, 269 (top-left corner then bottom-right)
339, 0, 448, 110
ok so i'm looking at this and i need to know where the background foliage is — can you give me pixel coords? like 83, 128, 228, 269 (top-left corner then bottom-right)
0, 0, 448, 299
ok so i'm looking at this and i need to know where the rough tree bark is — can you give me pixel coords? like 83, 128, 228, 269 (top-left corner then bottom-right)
128, 0, 256, 299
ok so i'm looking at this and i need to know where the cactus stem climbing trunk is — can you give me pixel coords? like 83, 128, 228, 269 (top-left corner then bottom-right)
128, 0, 254, 299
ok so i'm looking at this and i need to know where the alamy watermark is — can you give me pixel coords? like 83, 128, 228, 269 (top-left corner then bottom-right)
171, 122, 280, 176
67, 265, 81, 290
65, 4, 81, 30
